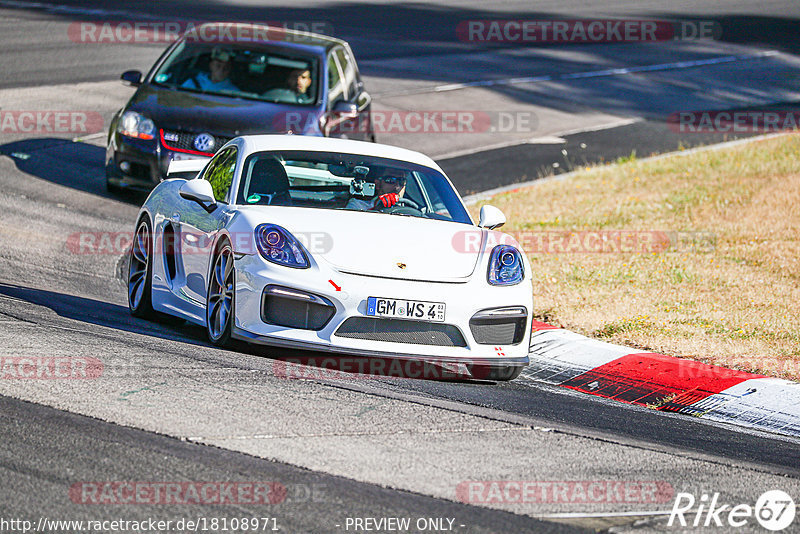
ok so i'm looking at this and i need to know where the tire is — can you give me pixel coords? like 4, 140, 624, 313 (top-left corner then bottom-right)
128, 217, 156, 318
206, 240, 235, 347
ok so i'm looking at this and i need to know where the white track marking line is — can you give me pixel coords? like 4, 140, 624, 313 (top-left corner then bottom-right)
554, 117, 641, 137
434, 51, 780, 93
72, 132, 106, 143
432, 136, 566, 160
433, 118, 641, 160
377, 50, 780, 98
540, 510, 672, 518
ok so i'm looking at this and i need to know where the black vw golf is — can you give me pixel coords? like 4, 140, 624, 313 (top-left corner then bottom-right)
106, 23, 374, 192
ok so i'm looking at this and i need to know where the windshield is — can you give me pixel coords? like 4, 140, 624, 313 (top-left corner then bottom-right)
236, 150, 472, 224
151, 41, 319, 105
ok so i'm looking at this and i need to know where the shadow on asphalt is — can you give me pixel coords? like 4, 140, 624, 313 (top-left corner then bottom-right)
0, 138, 147, 205
0, 281, 501, 384
0, 281, 209, 348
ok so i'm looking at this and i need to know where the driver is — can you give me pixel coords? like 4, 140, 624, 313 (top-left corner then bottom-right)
346, 167, 407, 211
182, 47, 239, 92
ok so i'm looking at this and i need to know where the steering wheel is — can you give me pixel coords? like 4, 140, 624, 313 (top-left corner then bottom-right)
385, 201, 422, 216
391, 198, 420, 210
376, 197, 421, 214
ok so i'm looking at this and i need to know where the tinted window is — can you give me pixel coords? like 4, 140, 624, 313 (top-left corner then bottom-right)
151, 41, 319, 105
335, 48, 358, 99
327, 53, 344, 104
236, 150, 471, 225
204, 147, 237, 202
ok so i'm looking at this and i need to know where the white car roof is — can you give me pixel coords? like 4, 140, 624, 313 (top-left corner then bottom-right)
236, 135, 444, 173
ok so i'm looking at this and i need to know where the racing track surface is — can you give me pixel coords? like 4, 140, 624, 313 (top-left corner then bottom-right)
1, 1, 800, 532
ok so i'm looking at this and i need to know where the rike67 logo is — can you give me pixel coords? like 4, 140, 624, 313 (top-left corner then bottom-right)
669, 490, 796, 531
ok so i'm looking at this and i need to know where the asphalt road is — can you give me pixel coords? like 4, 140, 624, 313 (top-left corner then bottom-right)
0, 394, 575, 533
1, 1, 800, 533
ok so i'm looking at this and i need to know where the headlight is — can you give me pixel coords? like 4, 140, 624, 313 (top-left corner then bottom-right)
118, 111, 155, 140
255, 224, 309, 269
488, 245, 524, 285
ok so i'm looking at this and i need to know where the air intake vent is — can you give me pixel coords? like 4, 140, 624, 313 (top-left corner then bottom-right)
469, 307, 527, 345
335, 317, 467, 347
261, 286, 335, 331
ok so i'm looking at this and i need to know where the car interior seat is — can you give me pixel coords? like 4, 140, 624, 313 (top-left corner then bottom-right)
247, 158, 293, 206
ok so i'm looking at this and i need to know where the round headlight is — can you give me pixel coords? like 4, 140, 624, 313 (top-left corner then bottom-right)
488, 245, 524, 286
118, 110, 156, 140
255, 224, 309, 269
266, 231, 282, 246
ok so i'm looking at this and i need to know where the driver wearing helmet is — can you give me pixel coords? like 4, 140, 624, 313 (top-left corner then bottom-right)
346, 167, 407, 211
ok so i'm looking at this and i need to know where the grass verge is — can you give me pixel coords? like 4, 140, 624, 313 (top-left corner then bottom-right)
471, 135, 800, 380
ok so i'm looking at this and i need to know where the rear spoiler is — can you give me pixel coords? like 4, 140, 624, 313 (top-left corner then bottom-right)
167, 158, 209, 177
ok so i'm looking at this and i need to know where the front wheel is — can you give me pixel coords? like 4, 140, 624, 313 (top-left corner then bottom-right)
206, 241, 235, 347
128, 218, 155, 317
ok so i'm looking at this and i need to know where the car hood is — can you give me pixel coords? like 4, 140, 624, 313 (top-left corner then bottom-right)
128, 84, 322, 136
237, 207, 481, 282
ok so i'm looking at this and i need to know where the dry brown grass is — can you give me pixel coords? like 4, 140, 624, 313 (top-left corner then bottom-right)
471, 135, 800, 380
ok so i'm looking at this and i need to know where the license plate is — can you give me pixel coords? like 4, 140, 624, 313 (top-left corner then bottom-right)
171, 152, 209, 162
366, 297, 446, 322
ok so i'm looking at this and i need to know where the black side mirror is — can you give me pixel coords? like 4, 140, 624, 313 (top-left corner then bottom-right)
121, 70, 143, 87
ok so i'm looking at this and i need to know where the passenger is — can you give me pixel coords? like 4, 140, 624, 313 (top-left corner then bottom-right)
264, 68, 314, 104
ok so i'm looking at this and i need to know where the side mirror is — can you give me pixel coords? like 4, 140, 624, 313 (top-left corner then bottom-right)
331, 100, 358, 119
121, 70, 142, 87
179, 180, 217, 213
478, 205, 506, 230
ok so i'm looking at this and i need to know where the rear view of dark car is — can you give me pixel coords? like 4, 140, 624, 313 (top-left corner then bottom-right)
106, 23, 374, 192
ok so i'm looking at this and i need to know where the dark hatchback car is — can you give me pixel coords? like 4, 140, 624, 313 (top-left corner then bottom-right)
106, 23, 374, 192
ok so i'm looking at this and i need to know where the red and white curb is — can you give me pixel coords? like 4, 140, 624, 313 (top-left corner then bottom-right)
523, 322, 800, 438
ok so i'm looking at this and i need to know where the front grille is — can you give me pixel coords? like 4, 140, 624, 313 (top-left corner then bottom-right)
162, 130, 231, 154
261, 287, 335, 331
335, 317, 467, 347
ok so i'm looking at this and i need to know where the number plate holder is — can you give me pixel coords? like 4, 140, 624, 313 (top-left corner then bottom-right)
366, 297, 446, 322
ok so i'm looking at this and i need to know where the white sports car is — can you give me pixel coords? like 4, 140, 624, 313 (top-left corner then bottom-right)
128, 135, 532, 380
